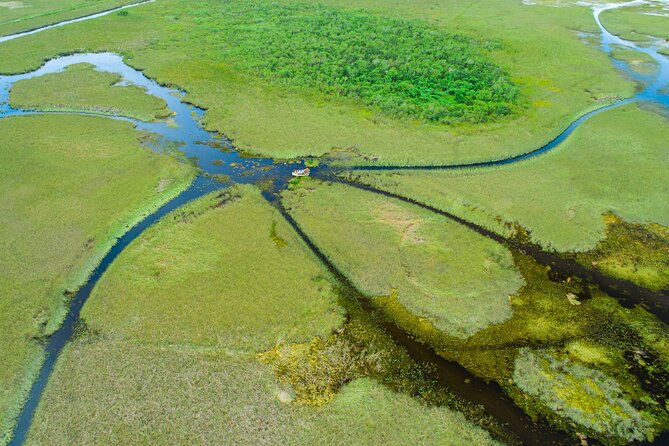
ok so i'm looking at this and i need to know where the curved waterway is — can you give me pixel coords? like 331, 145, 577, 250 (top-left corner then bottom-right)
349, 1, 668, 171
1, 2, 668, 445
0, 1, 155, 43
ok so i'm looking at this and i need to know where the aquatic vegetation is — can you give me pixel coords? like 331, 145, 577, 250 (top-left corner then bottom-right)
610, 47, 659, 76
513, 348, 654, 442
347, 104, 669, 253
282, 179, 524, 338
82, 186, 344, 351
575, 214, 669, 291
371, 248, 669, 443
10, 63, 171, 121
0, 0, 633, 164
0, 114, 195, 444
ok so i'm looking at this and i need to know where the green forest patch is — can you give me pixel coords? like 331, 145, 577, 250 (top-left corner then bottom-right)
190, 0, 519, 124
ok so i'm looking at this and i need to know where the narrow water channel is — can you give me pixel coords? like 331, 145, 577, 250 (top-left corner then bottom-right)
1, 1, 668, 445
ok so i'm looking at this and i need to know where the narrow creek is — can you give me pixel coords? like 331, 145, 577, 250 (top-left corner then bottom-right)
1, 1, 668, 445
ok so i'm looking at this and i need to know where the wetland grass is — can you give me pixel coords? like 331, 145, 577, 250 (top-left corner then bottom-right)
281, 178, 524, 339
600, 5, 669, 41
0, 0, 138, 37
10, 63, 171, 121
347, 104, 669, 288
82, 186, 344, 351
0, 114, 195, 444
25, 187, 502, 445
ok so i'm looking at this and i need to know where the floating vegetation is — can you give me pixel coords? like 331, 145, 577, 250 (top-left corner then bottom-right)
513, 348, 654, 443
372, 250, 669, 443
575, 214, 669, 291
270, 221, 288, 248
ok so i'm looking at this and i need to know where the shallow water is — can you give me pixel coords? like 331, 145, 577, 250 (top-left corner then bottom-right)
1, 2, 668, 445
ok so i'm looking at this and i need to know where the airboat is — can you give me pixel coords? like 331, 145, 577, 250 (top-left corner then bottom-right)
291, 168, 311, 177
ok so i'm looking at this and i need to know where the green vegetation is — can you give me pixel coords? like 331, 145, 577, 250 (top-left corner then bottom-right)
0, 0, 634, 164
282, 179, 524, 338
575, 214, 669, 291
0, 114, 194, 444
193, 1, 519, 124
600, 5, 669, 41
514, 348, 653, 442
10, 63, 171, 121
610, 46, 659, 76
27, 340, 500, 445
26, 187, 500, 445
373, 251, 669, 444
83, 186, 344, 351
347, 103, 669, 255
0, 0, 138, 36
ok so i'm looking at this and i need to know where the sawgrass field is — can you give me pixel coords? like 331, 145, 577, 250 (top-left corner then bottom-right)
25, 187, 500, 445
0, 114, 194, 444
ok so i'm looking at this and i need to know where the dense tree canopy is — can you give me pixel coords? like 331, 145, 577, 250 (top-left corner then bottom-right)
188, 1, 519, 124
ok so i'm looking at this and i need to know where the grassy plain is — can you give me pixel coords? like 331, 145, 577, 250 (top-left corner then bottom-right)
0, 0, 634, 164
0, 0, 138, 36
27, 341, 500, 446
347, 104, 669, 283
0, 114, 194, 444
26, 187, 500, 445
282, 179, 524, 338
10, 63, 171, 121
600, 5, 669, 41
82, 186, 344, 351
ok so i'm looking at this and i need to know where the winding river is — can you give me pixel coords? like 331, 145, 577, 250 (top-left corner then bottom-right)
1, 1, 668, 445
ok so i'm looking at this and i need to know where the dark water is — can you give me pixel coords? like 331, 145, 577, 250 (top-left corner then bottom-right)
1, 2, 668, 445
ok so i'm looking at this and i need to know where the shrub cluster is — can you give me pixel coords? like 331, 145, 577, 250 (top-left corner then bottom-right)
188, 1, 519, 124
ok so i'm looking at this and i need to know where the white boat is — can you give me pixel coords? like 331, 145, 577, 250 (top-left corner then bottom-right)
291, 168, 311, 177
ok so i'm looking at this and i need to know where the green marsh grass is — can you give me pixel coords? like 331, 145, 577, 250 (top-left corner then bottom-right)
281, 179, 524, 338
26, 187, 501, 445
0, 0, 635, 165
82, 186, 344, 351
26, 340, 500, 445
600, 5, 669, 41
0, 114, 194, 444
10, 63, 171, 121
347, 104, 669, 253
0, 0, 138, 37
